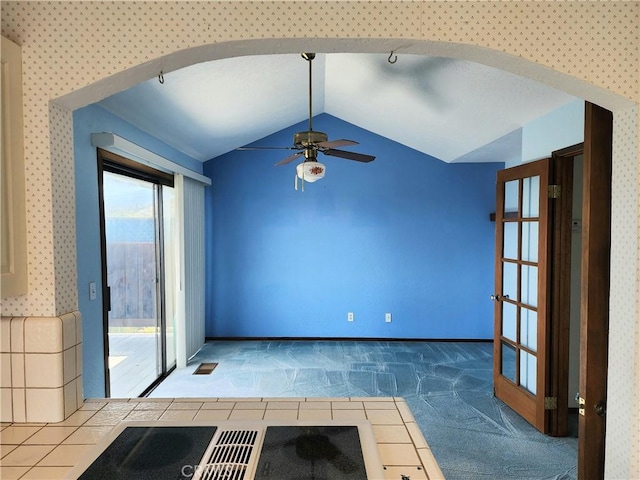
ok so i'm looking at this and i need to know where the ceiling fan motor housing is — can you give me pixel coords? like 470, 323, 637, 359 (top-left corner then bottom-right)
293, 131, 328, 148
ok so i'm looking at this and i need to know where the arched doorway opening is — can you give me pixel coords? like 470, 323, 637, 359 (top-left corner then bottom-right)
57, 38, 636, 480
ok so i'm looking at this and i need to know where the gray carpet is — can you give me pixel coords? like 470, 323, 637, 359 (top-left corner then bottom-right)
150, 340, 578, 480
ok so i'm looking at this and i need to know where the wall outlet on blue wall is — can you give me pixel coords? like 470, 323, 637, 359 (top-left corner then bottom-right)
385, 313, 392, 323
347, 312, 354, 322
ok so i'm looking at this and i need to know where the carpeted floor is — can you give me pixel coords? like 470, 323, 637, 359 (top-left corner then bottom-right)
150, 340, 578, 480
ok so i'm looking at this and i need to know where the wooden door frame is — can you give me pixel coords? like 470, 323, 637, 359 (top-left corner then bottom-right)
578, 103, 612, 480
546, 142, 583, 436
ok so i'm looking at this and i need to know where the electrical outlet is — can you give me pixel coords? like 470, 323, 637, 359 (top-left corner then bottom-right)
347, 312, 354, 322
385, 313, 392, 323
89, 282, 97, 301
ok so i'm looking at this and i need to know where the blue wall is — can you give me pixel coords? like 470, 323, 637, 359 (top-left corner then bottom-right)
74, 104, 201, 397
204, 114, 502, 339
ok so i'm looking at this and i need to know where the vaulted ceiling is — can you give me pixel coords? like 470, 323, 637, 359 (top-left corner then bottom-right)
98, 53, 577, 164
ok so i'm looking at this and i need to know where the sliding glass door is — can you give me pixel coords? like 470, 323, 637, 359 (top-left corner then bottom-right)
162, 187, 177, 371
99, 150, 176, 397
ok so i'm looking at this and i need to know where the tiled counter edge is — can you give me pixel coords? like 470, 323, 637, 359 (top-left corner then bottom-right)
0, 313, 83, 423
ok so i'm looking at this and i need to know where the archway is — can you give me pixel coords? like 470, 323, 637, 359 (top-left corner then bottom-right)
57, 38, 633, 113
57, 38, 637, 479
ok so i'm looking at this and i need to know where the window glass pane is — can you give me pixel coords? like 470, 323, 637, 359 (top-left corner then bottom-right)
504, 180, 519, 215
502, 261, 518, 302
163, 186, 177, 369
520, 350, 537, 395
503, 222, 518, 260
520, 308, 537, 352
521, 265, 538, 307
521, 221, 538, 262
501, 342, 516, 384
502, 301, 517, 342
522, 176, 540, 218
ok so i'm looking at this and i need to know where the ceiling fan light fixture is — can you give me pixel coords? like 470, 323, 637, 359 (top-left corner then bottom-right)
295, 161, 325, 191
296, 161, 325, 183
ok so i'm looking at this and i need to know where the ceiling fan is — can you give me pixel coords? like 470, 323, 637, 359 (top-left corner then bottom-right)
238, 53, 375, 189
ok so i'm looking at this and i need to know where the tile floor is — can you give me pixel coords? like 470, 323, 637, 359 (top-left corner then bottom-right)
0, 397, 442, 479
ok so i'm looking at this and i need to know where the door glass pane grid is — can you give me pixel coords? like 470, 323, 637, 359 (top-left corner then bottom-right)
499, 175, 541, 396
499, 176, 520, 387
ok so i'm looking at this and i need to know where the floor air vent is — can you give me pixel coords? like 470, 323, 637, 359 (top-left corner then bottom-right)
193, 362, 218, 375
196, 429, 259, 480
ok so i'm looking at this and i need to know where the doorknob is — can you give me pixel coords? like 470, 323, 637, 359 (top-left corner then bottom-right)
490, 294, 510, 301
595, 399, 606, 417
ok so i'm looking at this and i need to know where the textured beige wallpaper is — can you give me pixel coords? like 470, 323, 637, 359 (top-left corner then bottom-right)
0, 1, 638, 477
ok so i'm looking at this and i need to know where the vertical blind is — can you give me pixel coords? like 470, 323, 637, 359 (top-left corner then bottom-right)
182, 175, 206, 361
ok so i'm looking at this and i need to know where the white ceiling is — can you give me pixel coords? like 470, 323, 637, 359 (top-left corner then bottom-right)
98, 53, 577, 164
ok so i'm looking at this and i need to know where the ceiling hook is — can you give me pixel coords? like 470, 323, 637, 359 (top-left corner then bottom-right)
388, 51, 397, 64
158, 71, 165, 84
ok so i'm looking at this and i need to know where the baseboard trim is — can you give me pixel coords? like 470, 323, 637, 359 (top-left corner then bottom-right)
205, 336, 493, 343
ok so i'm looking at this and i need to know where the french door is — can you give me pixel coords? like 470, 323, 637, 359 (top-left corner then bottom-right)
98, 149, 177, 397
493, 158, 552, 431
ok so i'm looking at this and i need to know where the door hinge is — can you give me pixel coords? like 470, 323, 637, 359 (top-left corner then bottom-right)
578, 396, 586, 416
544, 396, 558, 410
548, 185, 561, 199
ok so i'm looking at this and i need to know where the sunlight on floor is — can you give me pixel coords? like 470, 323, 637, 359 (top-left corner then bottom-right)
108, 356, 127, 368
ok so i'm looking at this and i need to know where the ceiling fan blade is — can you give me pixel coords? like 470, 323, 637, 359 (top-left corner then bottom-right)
236, 146, 297, 151
275, 152, 304, 166
323, 149, 376, 163
316, 139, 359, 149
